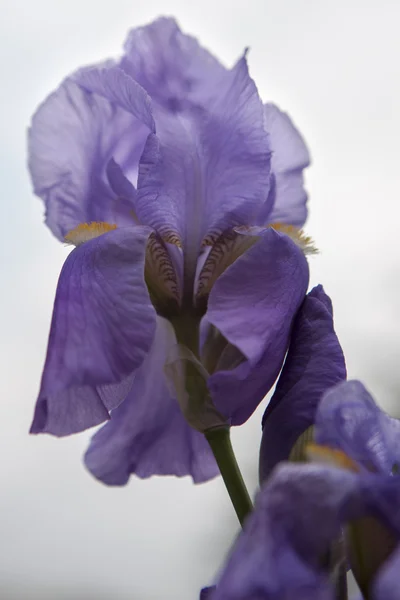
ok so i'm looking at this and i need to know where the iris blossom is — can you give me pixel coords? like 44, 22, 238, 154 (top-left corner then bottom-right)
203, 383, 400, 599
29, 17, 311, 484
260, 284, 346, 480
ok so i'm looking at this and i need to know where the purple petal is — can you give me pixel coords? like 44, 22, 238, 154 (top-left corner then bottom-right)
373, 545, 400, 600
120, 17, 227, 111
207, 229, 309, 424
212, 463, 400, 600
258, 103, 310, 227
84, 318, 218, 484
28, 74, 151, 240
73, 65, 155, 131
135, 55, 271, 252
105, 158, 142, 225
212, 464, 343, 600
259, 285, 346, 481
315, 380, 400, 475
200, 587, 216, 600
106, 158, 136, 199
31, 226, 156, 436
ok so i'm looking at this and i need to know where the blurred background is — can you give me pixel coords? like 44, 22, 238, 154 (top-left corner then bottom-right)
1, 0, 400, 598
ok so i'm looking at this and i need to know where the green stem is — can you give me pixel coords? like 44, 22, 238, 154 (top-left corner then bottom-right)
205, 427, 253, 526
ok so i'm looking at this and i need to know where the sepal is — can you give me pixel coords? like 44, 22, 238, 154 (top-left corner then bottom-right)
164, 344, 227, 432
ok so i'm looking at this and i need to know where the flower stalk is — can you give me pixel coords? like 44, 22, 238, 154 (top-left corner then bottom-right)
205, 427, 253, 526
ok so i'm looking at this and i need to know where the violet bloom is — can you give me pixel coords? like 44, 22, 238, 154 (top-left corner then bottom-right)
29, 17, 311, 484
260, 284, 346, 480
203, 383, 400, 599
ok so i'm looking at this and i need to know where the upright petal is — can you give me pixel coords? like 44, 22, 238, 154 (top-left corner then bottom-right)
260, 286, 346, 481
207, 229, 309, 424
29, 70, 153, 240
31, 227, 156, 436
120, 17, 227, 111
135, 55, 271, 257
84, 318, 218, 484
259, 103, 310, 227
315, 380, 400, 475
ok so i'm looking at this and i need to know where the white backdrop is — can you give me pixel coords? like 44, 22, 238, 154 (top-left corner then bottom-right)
1, 0, 400, 598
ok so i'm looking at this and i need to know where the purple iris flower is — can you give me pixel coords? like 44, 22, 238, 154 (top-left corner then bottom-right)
260, 284, 346, 480
202, 383, 400, 599
29, 17, 311, 484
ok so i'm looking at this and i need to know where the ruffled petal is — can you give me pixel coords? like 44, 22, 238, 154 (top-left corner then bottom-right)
206, 229, 309, 424
315, 380, 400, 475
135, 55, 271, 254
259, 103, 310, 227
84, 318, 218, 484
259, 286, 346, 481
73, 65, 154, 131
29, 71, 152, 240
31, 226, 156, 436
120, 17, 227, 111
210, 463, 400, 600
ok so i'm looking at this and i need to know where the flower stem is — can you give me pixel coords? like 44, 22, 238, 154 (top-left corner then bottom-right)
205, 427, 253, 526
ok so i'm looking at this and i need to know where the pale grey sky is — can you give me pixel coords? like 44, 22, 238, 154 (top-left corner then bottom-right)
1, 0, 400, 598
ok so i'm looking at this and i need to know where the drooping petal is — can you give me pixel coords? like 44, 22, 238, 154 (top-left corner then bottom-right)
258, 103, 310, 227
29, 70, 152, 240
206, 229, 309, 424
209, 463, 400, 600
120, 17, 227, 111
135, 55, 271, 257
373, 545, 400, 600
84, 318, 218, 484
31, 226, 156, 436
315, 380, 400, 475
259, 286, 346, 481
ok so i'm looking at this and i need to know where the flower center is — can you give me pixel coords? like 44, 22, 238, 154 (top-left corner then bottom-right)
65, 220, 315, 360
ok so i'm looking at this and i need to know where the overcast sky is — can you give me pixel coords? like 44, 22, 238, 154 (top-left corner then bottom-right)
1, 0, 400, 598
